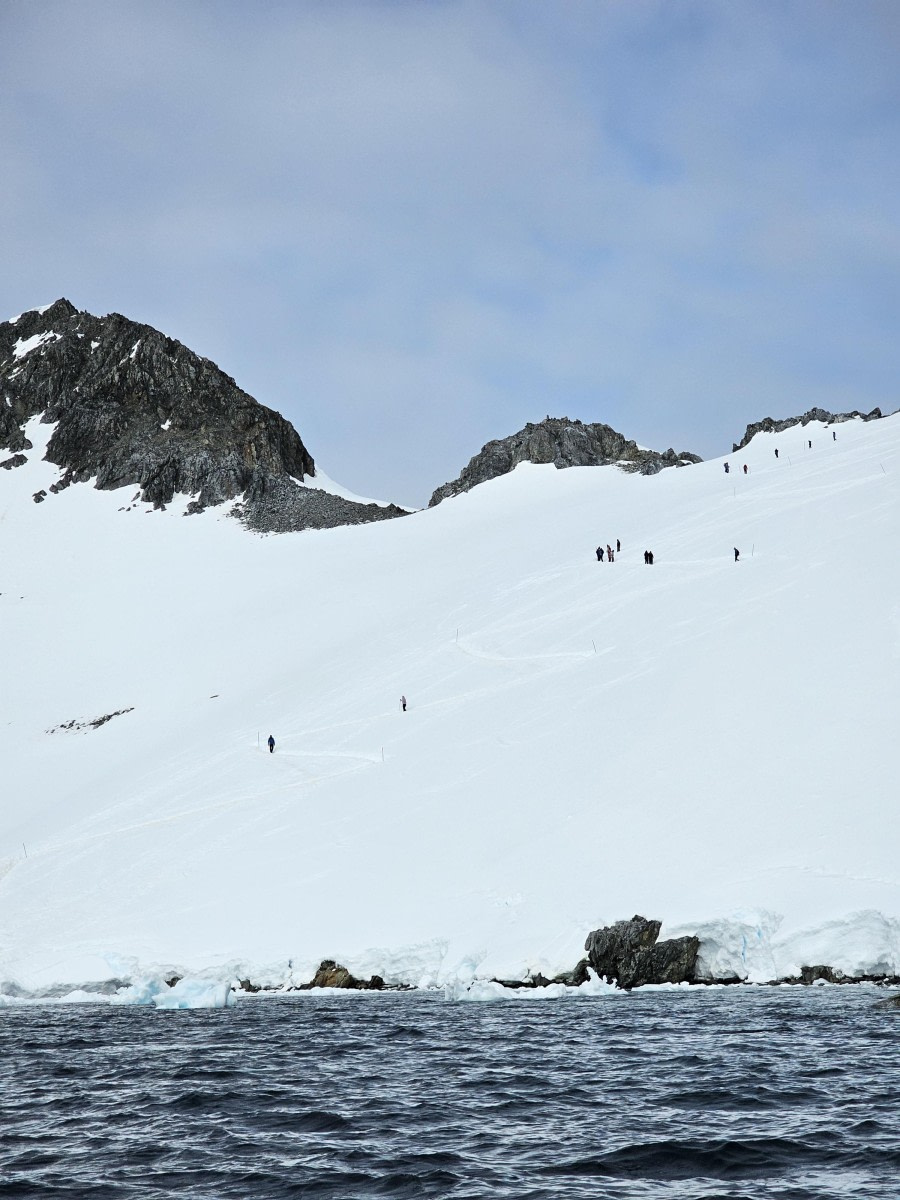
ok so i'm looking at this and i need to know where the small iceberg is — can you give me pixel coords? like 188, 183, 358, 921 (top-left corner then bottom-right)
113, 974, 235, 1009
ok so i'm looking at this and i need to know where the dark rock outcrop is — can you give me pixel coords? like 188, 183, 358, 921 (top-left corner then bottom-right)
300, 959, 385, 990
429, 416, 702, 506
584, 914, 700, 989
0, 299, 407, 533
732, 406, 883, 453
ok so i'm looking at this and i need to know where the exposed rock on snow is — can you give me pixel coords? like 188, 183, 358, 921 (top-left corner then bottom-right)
0, 299, 405, 533
583, 915, 700, 988
46, 708, 135, 734
429, 416, 701, 507
731, 406, 884, 452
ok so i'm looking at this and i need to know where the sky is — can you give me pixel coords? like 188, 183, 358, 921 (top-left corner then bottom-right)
2, 0, 899, 507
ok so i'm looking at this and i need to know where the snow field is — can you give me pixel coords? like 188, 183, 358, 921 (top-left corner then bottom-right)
1, 413, 899, 994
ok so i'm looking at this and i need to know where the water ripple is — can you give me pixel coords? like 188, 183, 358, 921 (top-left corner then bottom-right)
1, 987, 898, 1198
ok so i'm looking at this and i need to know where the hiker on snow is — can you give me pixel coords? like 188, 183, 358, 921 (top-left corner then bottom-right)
400, 695, 407, 712
743, 464, 748, 475
607, 544, 614, 562
734, 548, 740, 562
616, 539, 621, 553
775, 448, 779, 458
267, 735, 275, 753
724, 462, 730, 474
596, 546, 604, 561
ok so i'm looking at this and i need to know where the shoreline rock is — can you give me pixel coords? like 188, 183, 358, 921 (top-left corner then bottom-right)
296, 959, 387, 991
583, 915, 700, 989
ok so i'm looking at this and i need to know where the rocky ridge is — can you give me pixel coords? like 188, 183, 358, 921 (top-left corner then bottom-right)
0, 300, 407, 533
429, 416, 702, 507
732, 406, 884, 453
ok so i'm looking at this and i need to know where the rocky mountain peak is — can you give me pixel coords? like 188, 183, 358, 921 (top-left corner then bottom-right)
0, 300, 405, 532
428, 415, 702, 507
732, 406, 884, 452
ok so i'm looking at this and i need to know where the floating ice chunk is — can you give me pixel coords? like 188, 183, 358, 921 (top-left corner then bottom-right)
112, 974, 235, 1009
153, 977, 235, 1009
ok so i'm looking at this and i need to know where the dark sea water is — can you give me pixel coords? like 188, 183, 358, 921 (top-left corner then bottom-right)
1, 986, 898, 1199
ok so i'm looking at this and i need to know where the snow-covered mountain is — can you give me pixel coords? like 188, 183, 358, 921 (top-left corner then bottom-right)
2, 362, 899, 997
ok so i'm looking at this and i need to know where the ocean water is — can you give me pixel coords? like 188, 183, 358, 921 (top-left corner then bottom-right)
1, 985, 898, 1198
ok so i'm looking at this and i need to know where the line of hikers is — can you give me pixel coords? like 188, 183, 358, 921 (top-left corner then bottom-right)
728, 428, 837, 472
596, 541, 742, 564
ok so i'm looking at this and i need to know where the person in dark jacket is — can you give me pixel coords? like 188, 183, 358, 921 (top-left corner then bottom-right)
596, 546, 604, 561
774, 448, 779, 458
400, 695, 407, 712
724, 462, 730, 473
616, 539, 621, 553
648, 550, 654, 565
607, 544, 614, 562
267, 735, 275, 753
734, 547, 740, 562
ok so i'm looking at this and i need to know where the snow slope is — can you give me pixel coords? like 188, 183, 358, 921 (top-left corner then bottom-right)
1, 414, 899, 993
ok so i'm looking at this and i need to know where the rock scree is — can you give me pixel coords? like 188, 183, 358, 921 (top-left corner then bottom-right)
0, 299, 407, 534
